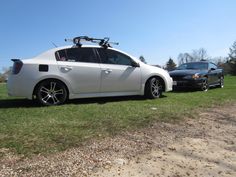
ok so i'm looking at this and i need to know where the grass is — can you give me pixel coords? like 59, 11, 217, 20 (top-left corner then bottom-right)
0, 76, 236, 156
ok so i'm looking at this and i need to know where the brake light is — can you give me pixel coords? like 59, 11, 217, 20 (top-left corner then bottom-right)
12, 59, 23, 74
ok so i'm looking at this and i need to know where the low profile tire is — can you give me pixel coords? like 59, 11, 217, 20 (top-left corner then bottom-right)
201, 78, 209, 92
145, 77, 163, 99
36, 80, 67, 106
218, 76, 224, 88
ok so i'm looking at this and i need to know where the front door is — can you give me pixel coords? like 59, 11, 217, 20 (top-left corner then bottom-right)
208, 63, 218, 85
96, 48, 141, 93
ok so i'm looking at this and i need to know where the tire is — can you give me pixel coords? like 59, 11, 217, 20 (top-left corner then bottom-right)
36, 80, 67, 106
201, 78, 209, 92
218, 76, 224, 88
145, 77, 163, 99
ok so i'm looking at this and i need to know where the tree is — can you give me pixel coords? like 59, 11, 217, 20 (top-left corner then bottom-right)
192, 48, 209, 61
139, 55, 147, 64
165, 58, 176, 71
178, 53, 193, 65
178, 48, 209, 65
228, 41, 236, 75
0, 67, 11, 82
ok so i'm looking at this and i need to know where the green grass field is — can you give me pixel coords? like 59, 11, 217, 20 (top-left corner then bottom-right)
0, 76, 236, 156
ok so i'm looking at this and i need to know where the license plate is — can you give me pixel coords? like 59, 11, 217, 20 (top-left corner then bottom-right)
173, 81, 177, 85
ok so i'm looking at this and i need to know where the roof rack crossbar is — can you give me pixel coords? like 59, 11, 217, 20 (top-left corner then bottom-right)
65, 36, 119, 48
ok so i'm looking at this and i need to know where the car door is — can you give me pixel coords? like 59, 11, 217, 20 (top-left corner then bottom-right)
208, 63, 218, 85
96, 48, 141, 93
56, 47, 101, 94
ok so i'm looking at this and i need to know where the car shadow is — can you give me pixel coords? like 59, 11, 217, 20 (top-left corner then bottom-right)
171, 89, 199, 93
0, 95, 167, 109
0, 99, 41, 109
67, 96, 147, 105
171, 86, 221, 93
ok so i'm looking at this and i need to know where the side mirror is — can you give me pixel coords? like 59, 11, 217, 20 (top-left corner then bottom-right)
131, 61, 140, 67
210, 68, 216, 71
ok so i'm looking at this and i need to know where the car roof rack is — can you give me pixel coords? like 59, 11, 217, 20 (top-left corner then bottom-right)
65, 36, 119, 48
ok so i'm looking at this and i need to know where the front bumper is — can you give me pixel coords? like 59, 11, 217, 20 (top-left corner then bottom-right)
172, 78, 203, 90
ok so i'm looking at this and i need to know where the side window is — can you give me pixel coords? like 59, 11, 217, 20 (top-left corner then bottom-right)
55, 48, 98, 63
97, 48, 133, 66
209, 63, 217, 69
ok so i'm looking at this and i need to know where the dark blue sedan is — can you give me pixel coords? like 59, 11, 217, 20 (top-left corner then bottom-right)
169, 61, 224, 91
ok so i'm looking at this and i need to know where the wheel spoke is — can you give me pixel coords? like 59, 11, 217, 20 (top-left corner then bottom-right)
42, 95, 51, 103
54, 89, 63, 95
51, 95, 59, 104
152, 91, 157, 96
50, 82, 56, 91
40, 86, 50, 94
53, 95, 60, 104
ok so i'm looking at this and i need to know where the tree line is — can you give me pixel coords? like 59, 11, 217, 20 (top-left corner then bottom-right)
139, 40, 235, 75
164, 41, 236, 75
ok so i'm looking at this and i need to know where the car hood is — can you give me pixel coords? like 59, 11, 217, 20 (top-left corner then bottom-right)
169, 69, 207, 76
144, 64, 169, 75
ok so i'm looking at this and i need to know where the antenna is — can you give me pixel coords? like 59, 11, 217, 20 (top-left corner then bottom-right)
51, 42, 58, 48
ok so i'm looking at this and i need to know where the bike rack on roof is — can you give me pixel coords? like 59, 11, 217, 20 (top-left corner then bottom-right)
65, 36, 119, 48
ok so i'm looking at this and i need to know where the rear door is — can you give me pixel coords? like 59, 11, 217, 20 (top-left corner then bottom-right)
56, 47, 101, 94
96, 48, 141, 93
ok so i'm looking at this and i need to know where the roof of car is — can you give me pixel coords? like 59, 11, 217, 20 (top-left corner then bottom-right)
35, 44, 138, 62
183, 61, 213, 64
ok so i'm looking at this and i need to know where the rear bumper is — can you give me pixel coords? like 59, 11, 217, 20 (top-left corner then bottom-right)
7, 74, 34, 99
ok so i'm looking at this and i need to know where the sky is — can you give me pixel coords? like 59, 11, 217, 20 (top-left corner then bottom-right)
0, 0, 236, 72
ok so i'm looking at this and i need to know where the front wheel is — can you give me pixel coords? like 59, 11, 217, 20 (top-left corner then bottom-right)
36, 80, 67, 106
145, 77, 163, 99
201, 78, 209, 92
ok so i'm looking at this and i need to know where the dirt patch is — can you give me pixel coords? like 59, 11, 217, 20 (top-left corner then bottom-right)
1, 104, 236, 177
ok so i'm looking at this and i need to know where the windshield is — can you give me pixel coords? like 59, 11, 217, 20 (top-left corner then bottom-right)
177, 62, 208, 70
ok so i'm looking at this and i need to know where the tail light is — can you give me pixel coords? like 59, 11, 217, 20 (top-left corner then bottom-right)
11, 59, 23, 74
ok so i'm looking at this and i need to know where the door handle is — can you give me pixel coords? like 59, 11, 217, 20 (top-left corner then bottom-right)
102, 69, 112, 74
61, 66, 72, 72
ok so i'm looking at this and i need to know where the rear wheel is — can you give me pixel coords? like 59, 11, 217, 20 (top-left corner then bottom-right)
201, 78, 209, 92
145, 77, 163, 99
36, 80, 67, 106
218, 76, 224, 88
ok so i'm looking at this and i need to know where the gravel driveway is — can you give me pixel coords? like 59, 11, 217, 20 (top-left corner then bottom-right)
1, 103, 236, 177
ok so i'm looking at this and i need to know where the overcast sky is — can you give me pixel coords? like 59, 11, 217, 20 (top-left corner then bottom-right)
0, 0, 236, 72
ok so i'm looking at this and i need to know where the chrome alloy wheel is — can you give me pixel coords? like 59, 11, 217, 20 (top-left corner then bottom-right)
201, 78, 209, 92
149, 78, 162, 98
219, 76, 224, 88
37, 80, 67, 105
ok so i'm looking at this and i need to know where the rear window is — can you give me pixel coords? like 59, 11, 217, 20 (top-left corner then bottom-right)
55, 48, 98, 63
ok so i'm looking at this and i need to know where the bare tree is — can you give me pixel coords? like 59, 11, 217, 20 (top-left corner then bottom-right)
192, 48, 208, 61
178, 53, 193, 65
178, 48, 209, 65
